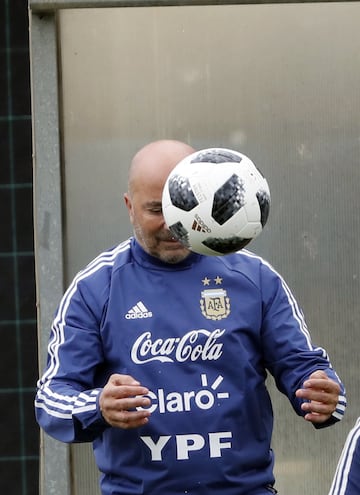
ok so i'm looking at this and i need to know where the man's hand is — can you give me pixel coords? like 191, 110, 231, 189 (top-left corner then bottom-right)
99, 374, 151, 429
295, 370, 340, 424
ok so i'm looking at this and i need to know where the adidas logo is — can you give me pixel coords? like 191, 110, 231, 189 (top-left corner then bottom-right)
192, 214, 211, 233
125, 301, 153, 319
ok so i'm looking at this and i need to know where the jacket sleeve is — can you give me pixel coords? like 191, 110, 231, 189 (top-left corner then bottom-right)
259, 261, 346, 426
35, 268, 110, 443
328, 417, 360, 495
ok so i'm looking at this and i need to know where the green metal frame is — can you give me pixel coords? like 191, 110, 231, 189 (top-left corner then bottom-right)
29, 0, 359, 11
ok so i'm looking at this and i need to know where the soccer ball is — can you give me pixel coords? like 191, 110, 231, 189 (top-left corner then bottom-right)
161, 147, 270, 256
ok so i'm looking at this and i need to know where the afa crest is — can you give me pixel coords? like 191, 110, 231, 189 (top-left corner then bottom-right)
200, 280, 230, 320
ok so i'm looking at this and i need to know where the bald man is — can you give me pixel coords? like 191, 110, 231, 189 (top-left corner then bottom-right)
35, 140, 346, 495
124, 140, 194, 263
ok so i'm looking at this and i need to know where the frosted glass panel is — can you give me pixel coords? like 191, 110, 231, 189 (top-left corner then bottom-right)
58, 4, 360, 494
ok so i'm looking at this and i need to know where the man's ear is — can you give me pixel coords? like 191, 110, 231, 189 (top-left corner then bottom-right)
124, 193, 133, 222
124, 192, 130, 209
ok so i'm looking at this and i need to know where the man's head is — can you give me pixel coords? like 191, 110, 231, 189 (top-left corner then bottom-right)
124, 139, 195, 263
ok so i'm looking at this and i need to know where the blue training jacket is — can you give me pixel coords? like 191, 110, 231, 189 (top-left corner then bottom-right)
35, 237, 346, 495
328, 417, 360, 495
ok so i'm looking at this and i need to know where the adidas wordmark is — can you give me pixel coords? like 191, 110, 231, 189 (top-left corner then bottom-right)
125, 301, 153, 319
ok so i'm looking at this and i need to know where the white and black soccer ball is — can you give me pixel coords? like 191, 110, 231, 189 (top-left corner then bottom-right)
162, 147, 271, 256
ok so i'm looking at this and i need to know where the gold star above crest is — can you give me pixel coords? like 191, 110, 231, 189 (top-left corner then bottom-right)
202, 277, 211, 286
214, 276, 223, 285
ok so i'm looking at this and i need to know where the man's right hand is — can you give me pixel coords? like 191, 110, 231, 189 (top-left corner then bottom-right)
99, 374, 151, 429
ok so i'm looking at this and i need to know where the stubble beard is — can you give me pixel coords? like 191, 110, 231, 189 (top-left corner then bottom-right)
133, 226, 190, 264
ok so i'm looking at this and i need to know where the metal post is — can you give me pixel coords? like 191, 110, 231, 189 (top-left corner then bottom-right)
29, 10, 71, 495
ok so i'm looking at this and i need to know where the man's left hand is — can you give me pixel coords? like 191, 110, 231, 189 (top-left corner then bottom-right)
295, 370, 340, 424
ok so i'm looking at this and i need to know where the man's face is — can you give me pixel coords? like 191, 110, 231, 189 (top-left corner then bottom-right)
124, 180, 191, 264
124, 140, 195, 263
